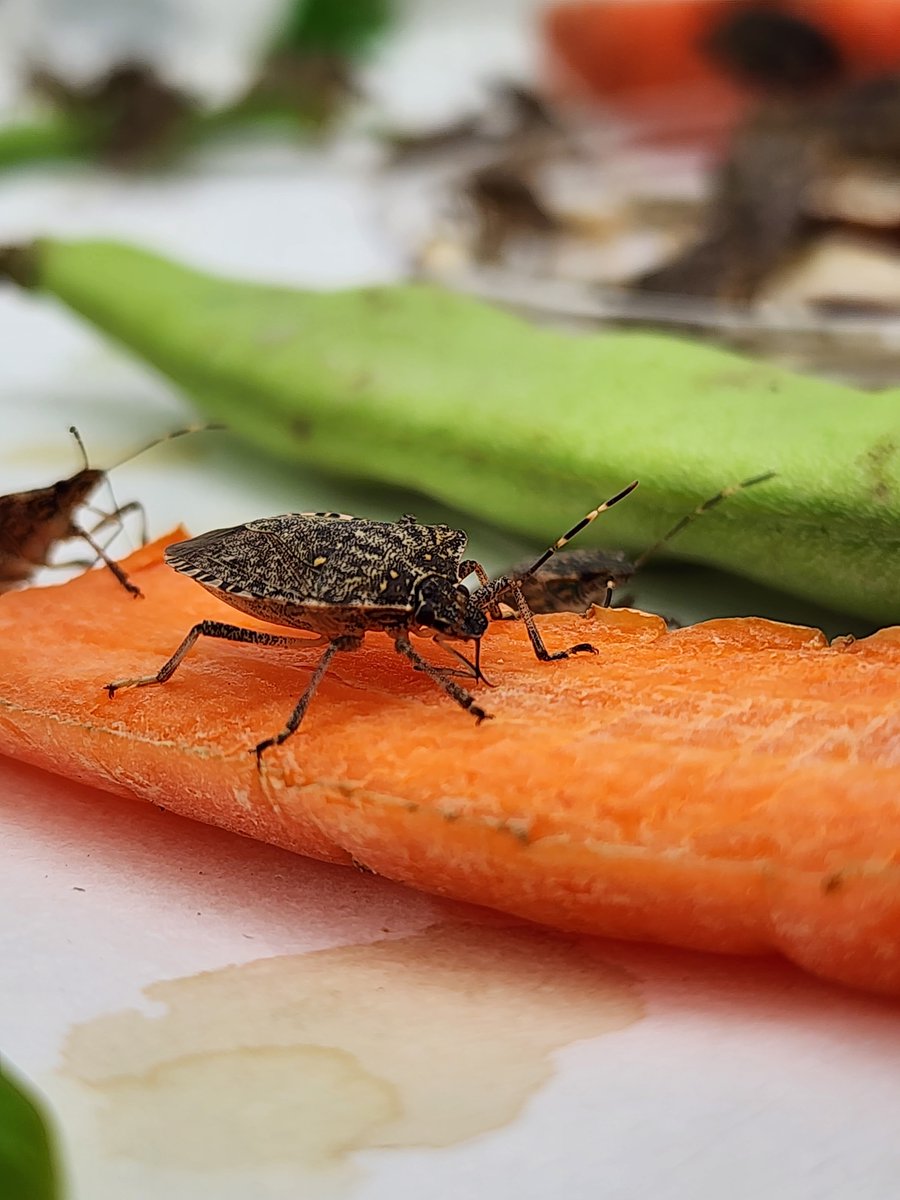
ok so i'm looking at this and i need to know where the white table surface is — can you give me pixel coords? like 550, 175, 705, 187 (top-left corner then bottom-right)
1, 4, 898, 1198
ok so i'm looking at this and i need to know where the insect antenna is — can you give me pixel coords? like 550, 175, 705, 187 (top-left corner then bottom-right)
520, 480, 640, 578
68, 424, 144, 549
107, 421, 226, 471
68, 425, 90, 471
68, 423, 131, 542
632, 470, 777, 571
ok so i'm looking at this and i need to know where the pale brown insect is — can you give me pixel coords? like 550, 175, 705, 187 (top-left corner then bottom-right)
0, 423, 220, 598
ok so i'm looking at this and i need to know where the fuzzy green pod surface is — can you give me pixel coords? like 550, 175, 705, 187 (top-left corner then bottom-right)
3, 237, 899, 623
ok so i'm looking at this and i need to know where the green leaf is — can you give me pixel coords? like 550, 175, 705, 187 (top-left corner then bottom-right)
273, 0, 394, 57
0, 1063, 60, 1200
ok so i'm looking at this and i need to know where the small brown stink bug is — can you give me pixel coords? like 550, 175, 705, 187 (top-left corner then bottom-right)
507, 471, 776, 616
0, 423, 220, 599
105, 480, 639, 763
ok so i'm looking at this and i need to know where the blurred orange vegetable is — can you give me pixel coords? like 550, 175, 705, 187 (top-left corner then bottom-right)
542, 0, 900, 140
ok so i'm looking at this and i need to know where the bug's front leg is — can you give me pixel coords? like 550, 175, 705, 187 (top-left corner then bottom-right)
84, 496, 150, 549
395, 634, 493, 723
83, 500, 147, 544
458, 558, 505, 620
471, 577, 598, 662
73, 521, 143, 599
53, 502, 147, 578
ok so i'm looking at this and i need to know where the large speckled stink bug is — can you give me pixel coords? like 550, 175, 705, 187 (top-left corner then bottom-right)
105, 480, 638, 763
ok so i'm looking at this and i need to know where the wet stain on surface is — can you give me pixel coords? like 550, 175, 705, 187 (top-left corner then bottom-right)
59, 923, 642, 1183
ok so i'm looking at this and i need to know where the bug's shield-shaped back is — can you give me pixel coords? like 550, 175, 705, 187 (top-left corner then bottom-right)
165, 513, 470, 610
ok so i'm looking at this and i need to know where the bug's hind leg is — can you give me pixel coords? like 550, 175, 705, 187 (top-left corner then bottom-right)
253, 635, 360, 766
395, 634, 493, 723
105, 620, 336, 764
105, 621, 329, 697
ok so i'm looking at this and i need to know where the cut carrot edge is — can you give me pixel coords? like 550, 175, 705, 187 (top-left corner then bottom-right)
2, 531, 900, 998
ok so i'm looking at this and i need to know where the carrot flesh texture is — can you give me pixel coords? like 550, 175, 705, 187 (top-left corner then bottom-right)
2, 534, 900, 997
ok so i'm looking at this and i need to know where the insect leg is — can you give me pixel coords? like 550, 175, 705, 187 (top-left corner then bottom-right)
43, 504, 143, 577
253, 635, 359, 765
105, 622, 329, 695
84, 500, 148, 545
43, 509, 131, 575
459, 558, 504, 620
458, 558, 489, 585
395, 634, 493, 723
72, 523, 143, 599
43, 556, 105, 571
474, 578, 598, 662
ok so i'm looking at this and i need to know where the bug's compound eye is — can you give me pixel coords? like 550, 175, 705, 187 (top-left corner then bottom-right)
415, 605, 458, 635
415, 602, 438, 627
414, 580, 464, 636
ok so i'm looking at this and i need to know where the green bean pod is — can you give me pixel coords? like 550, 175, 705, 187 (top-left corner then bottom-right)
3, 237, 899, 623
0, 1064, 60, 1200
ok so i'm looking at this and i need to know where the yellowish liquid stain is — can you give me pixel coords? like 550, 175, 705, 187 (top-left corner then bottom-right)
60, 922, 642, 1180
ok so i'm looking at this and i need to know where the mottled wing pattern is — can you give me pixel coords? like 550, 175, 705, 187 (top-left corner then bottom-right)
165, 513, 470, 609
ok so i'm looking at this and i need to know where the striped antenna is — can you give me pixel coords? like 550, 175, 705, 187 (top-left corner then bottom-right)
108, 422, 226, 471
632, 471, 776, 571
523, 480, 640, 578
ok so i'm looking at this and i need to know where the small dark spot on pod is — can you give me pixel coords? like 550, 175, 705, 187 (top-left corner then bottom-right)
822, 872, 844, 894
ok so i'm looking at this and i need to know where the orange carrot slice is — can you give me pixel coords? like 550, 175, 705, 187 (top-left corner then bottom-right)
543, 0, 733, 101
542, 0, 745, 138
795, 0, 900, 76
2, 533, 900, 997
542, 0, 900, 138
